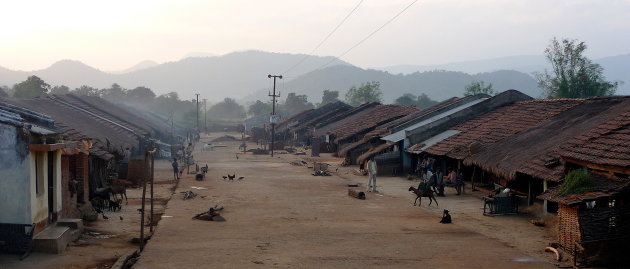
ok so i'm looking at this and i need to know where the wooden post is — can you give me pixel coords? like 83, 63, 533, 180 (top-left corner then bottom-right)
140, 153, 148, 251
528, 177, 532, 206
150, 152, 155, 233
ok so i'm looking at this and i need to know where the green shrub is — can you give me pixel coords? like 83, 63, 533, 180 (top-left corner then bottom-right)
559, 168, 595, 195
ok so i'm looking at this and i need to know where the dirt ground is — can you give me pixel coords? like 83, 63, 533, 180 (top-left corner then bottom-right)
132, 133, 557, 269
0, 160, 178, 269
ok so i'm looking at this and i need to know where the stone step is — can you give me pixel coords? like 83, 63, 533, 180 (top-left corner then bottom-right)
32, 225, 73, 254
56, 218, 83, 231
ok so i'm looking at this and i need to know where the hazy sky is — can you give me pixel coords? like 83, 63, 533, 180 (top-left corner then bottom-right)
1, 0, 629, 71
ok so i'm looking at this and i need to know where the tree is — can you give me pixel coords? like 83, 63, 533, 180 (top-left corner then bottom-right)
207, 98, 246, 120
416, 93, 439, 108
127, 86, 156, 103
12, 76, 50, 98
464, 81, 495, 96
535, 37, 618, 98
73, 85, 100, 97
248, 100, 271, 116
100, 83, 127, 103
319, 90, 340, 107
345, 81, 383, 106
394, 93, 417, 106
50, 85, 70, 95
0, 85, 9, 97
284, 92, 314, 115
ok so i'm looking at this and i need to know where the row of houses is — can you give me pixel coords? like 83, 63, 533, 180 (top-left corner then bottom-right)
264, 89, 629, 266
0, 94, 182, 256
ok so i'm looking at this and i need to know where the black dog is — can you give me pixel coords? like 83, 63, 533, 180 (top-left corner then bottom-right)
440, 209, 452, 224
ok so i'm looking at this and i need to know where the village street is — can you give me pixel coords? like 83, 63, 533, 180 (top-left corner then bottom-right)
133, 134, 555, 269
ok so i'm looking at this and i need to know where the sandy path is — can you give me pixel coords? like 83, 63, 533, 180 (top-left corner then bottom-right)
133, 137, 553, 269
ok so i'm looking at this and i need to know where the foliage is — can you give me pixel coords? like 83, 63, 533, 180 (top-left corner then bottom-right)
394, 93, 439, 108
12, 76, 50, 98
248, 100, 272, 116
100, 83, 127, 103
0, 85, 9, 97
535, 37, 618, 98
284, 92, 314, 115
464, 81, 495, 96
319, 90, 340, 107
126, 86, 156, 103
50, 85, 70, 95
416, 93, 439, 108
559, 168, 596, 196
73, 85, 100, 97
207, 97, 246, 120
345, 81, 383, 106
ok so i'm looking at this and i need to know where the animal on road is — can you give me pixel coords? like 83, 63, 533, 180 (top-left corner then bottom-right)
408, 186, 438, 206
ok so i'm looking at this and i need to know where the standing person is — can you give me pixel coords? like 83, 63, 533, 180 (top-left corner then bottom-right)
171, 159, 180, 180
456, 170, 464, 195
367, 158, 378, 192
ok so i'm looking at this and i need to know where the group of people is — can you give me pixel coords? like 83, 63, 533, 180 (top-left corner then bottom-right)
172, 142, 195, 180
418, 167, 464, 196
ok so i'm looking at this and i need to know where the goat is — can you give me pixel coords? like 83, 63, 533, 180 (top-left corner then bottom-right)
110, 182, 128, 205
201, 164, 209, 174
227, 174, 236, 181
408, 186, 438, 207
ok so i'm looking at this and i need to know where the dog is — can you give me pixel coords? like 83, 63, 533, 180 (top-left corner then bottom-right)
440, 209, 452, 224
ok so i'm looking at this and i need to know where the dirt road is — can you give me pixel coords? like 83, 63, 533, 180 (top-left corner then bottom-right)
134, 136, 553, 269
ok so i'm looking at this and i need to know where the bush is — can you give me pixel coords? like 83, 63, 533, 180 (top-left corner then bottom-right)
559, 168, 595, 195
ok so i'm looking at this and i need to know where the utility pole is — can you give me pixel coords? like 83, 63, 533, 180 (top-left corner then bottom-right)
203, 98, 207, 134
268, 74, 282, 157
195, 94, 200, 139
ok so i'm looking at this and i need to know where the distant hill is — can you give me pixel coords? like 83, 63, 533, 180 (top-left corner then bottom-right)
111, 60, 159, 74
374, 54, 630, 95
243, 65, 542, 103
0, 50, 350, 101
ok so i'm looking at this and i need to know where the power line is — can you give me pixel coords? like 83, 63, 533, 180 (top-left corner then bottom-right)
317, 0, 419, 70
283, 0, 364, 75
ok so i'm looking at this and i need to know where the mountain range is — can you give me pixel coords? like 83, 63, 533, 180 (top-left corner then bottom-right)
1, 51, 628, 104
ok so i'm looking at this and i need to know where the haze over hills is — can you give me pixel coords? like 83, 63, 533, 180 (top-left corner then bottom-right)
243, 65, 542, 103
1, 50, 627, 103
373, 54, 630, 95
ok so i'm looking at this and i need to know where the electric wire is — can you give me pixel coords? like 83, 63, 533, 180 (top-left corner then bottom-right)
316, 0, 419, 71
282, 0, 364, 75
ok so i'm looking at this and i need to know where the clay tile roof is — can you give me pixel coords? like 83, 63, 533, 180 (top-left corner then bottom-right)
560, 111, 630, 168
314, 104, 420, 142
464, 97, 630, 181
424, 98, 584, 160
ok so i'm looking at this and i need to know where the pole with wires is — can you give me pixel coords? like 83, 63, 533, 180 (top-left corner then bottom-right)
195, 94, 200, 139
268, 75, 282, 157
203, 98, 207, 135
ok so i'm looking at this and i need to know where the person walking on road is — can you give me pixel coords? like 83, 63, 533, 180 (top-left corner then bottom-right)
367, 157, 378, 192
172, 158, 180, 180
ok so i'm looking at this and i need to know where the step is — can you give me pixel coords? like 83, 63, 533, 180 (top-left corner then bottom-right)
32, 225, 73, 254
57, 218, 83, 232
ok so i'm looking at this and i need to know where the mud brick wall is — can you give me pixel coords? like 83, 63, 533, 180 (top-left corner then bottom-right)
127, 159, 148, 185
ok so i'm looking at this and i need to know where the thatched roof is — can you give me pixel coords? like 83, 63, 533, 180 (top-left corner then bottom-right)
538, 173, 630, 205
424, 98, 583, 160
464, 97, 630, 181
356, 142, 395, 164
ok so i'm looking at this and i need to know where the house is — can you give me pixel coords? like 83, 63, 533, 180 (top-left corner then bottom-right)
380, 90, 532, 173
536, 109, 630, 266
0, 102, 85, 255
275, 101, 352, 147
313, 103, 420, 161
338, 94, 490, 172
408, 97, 583, 193
464, 96, 630, 211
